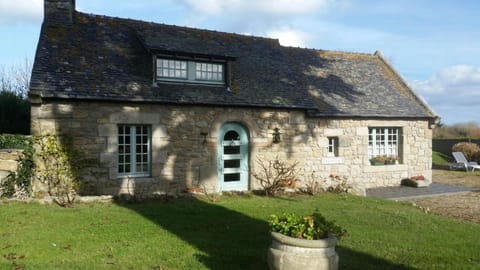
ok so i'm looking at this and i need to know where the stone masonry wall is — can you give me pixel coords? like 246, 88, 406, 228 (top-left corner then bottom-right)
0, 149, 23, 187
31, 101, 432, 195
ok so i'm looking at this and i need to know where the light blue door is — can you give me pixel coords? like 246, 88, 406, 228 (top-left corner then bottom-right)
217, 123, 249, 191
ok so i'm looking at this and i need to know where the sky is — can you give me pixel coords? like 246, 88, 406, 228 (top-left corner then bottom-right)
0, 0, 479, 125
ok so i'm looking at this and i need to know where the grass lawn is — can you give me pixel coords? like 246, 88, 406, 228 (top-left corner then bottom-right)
432, 151, 451, 166
1, 194, 479, 270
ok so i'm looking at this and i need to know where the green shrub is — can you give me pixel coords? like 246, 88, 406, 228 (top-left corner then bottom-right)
34, 135, 83, 207
269, 212, 347, 240
0, 134, 31, 149
0, 135, 34, 198
452, 142, 480, 161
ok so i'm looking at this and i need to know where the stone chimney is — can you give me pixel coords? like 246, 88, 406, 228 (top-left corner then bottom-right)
44, 0, 76, 25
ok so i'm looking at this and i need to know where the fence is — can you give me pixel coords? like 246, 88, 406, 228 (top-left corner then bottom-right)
432, 139, 480, 156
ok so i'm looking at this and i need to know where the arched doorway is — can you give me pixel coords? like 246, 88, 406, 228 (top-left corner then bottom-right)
217, 123, 249, 191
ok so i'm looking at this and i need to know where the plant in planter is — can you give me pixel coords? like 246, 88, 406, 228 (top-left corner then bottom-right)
401, 175, 430, 188
267, 212, 347, 270
370, 155, 398, 165
370, 155, 387, 165
386, 155, 399, 165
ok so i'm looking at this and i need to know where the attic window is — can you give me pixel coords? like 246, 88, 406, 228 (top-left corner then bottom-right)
156, 57, 225, 85
196, 62, 223, 81
157, 59, 187, 79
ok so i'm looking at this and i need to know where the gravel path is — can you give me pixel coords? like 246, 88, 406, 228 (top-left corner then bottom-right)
408, 170, 480, 223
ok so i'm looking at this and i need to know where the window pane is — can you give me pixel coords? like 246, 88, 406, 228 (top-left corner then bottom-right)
157, 58, 188, 79
194, 62, 224, 82
224, 146, 240, 155
224, 160, 240, 168
224, 131, 239, 141
369, 127, 401, 160
118, 125, 151, 176
224, 173, 240, 182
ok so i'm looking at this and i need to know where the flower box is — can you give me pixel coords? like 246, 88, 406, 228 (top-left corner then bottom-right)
401, 175, 430, 188
370, 155, 398, 166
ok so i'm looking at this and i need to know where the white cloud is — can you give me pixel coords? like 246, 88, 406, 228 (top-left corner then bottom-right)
0, 0, 42, 25
178, 0, 339, 39
180, 0, 333, 16
256, 0, 333, 15
412, 65, 480, 124
414, 65, 480, 95
266, 28, 310, 47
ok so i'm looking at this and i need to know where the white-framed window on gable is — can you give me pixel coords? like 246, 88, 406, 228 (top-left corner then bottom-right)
368, 127, 401, 161
327, 137, 339, 157
156, 57, 225, 84
118, 125, 151, 177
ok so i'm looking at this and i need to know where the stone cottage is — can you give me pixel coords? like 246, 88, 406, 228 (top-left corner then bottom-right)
29, 0, 439, 195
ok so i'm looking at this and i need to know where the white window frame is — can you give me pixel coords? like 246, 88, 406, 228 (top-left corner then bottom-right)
327, 137, 339, 157
195, 62, 224, 82
368, 127, 401, 160
156, 57, 225, 85
118, 125, 151, 177
157, 59, 188, 80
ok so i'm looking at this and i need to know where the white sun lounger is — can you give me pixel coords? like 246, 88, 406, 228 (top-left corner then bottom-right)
451, 152, 480, 172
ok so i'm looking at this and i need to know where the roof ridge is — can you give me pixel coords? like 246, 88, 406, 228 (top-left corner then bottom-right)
75, 11, 280, 44
280, 45, 376, 56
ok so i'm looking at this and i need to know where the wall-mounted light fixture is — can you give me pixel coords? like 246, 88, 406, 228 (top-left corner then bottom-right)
200, 132, 208, 144
272, 128, 281, 144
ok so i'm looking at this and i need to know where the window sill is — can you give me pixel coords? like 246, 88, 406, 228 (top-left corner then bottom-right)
117, 175, 152, 180
364, 164, 407, 173
156, 79, 225, 86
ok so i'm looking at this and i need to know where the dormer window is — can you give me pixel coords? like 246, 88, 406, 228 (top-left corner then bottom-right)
156, 57, 225, 85
196, 62, 223, 81
157, 59, 187, 79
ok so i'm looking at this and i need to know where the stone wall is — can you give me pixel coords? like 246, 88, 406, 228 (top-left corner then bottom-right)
31, 100, 433, 195
0, 149, 23, 186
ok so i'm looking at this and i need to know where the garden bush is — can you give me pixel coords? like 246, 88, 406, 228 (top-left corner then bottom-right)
0, 134, 33, 198
252, 157, 299, 196
451, 142, 480, 161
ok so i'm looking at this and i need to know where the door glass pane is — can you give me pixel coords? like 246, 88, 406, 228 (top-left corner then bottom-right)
224, 159, 240, 168
224, 173, 240, 182
224, 131, 239, 141
224, 146, 240, 155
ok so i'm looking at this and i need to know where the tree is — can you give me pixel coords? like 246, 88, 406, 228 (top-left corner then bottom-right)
0, 60, 31, 135
433, 122, 480, 139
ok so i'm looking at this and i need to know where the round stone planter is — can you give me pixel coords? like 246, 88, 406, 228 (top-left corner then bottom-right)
267, 232, 339, 270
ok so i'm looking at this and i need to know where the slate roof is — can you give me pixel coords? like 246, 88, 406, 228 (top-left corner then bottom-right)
30, 11, 438, 119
